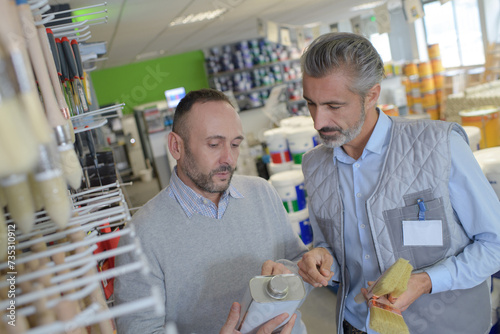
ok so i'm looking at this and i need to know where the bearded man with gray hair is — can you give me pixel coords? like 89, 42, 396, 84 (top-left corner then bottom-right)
297, 32, 500, 334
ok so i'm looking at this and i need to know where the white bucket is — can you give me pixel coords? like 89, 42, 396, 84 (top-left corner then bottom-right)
288, 208, 313, 247
270, 170, 307, 213
139, 169, 153, 182
473, 147, 500, 200
279, 115, 314, 128
263, 128, 292, 164
285, 126, 319, 165
463, 126, 481, 152
268, 161, 293, 175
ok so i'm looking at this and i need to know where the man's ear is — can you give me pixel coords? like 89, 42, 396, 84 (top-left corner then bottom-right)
365, 83, 381, 110
168, 131, 183, 160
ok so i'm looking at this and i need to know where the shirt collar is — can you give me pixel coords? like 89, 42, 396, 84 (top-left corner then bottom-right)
168, 166, 243, 218
334, 108, 392, 163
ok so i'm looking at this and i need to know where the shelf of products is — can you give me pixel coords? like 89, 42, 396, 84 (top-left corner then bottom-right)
204, 39, 307, 113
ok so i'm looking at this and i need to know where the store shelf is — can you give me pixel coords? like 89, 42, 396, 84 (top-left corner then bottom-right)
210, 58, 300, 78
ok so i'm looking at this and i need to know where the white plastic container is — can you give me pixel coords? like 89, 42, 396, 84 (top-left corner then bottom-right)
237, 274, 306, 334
285, 126, 318, 165
288, 208, 313, 248
473, 147, 500, 200
263, 128, 292, 164
462, 126, 481, 152
270, 170, 306, 213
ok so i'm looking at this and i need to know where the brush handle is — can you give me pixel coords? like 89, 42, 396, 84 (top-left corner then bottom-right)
46, 29, 61, 77
71, 40, 84, 80
35, 16, 71, 123
56, 39, 69, 83
17, 2, 65, 128
61, 37, 78, 80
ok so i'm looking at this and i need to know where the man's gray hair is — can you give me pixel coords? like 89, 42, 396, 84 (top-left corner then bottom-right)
301, 32, 385, 97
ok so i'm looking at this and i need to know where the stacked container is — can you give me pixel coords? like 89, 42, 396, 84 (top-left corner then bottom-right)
403, 62, 423, 114
269, 170, 313, 248
427, 44, 445, 120
418, 60, 439, 120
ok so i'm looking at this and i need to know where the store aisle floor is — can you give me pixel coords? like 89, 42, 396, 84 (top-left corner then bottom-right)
122, 177, 338, 333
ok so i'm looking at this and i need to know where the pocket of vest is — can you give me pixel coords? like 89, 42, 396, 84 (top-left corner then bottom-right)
382, 195, 450, 271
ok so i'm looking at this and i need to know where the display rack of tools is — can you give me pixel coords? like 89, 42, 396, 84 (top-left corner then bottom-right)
0, 1, 163, 332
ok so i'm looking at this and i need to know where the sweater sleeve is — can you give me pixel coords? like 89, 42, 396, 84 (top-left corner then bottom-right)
114, 223, 166, 333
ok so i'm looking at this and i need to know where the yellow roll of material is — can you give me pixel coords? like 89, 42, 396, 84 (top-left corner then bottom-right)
403, 62, 418, 77
431, 58, 444, 74
422, 91, 437, 108
418, 61, 433, 77
420, 76, 435, 93
433, 74, 444, 89
425, 105, 440, 120
428, 44, 441, 59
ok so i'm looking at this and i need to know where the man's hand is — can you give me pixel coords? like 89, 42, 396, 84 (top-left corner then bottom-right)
261, 260, 293, 275
297, 247, 334, 287
220, 302, 297, 334
360, 272, 432, 311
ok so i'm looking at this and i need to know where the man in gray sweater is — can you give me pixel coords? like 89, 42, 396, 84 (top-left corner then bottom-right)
114, 88, 309, 334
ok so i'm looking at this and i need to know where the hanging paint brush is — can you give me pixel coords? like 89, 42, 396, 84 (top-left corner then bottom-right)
16, 0, 72, 228
46, 28, 76, 144
36, 22, 83, 190
0, 44, 38, 177
55, 38, 78, 117
1, 174, 35, 234
61, 36, 102, 186
61, 37, 88, 113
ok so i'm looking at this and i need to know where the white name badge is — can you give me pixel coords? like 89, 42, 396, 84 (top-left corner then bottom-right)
403, 220, 443, 246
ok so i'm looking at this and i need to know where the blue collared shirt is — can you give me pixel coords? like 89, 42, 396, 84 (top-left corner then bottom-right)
167, 167, 244, 219
330, 111, 500, 332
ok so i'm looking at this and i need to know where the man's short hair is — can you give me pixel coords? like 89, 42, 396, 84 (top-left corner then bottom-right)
301, 32, 385, 98
172, 88, 233, 141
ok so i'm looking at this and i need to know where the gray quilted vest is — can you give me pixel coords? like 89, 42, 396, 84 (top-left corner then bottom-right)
302, 117, 491, 334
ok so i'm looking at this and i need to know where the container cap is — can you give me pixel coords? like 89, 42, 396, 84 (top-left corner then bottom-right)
264, 127, 287, 138
459, 106, 499, 117
270, 170, 304, 186
266, 275, 289, 299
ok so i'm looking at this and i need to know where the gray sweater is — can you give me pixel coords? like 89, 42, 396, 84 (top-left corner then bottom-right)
114, 175, 309, 334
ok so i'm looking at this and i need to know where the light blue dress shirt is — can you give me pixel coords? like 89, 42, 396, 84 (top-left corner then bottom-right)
313, 110, 500, 332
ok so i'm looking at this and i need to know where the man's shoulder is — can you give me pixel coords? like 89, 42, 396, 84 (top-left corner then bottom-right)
130, 188, 177, 229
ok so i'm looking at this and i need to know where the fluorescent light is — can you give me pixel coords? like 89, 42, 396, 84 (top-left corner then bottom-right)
350, 1, 384, 11
169, 8, 227, 26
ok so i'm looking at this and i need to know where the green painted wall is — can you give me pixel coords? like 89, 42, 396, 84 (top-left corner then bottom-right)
90, 50, 209, 114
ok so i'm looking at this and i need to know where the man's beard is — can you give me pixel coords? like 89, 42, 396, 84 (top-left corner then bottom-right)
318, 104, 366, 148
183, 145, 234, 194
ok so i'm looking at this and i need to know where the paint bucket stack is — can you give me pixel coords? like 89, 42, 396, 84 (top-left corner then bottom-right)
264, 127, 293, 175
427, 44, 445, 119
403, 62, 423, 115
269, 170, 313, 248
418, 60, 439, 120
285, 126, 319, 165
